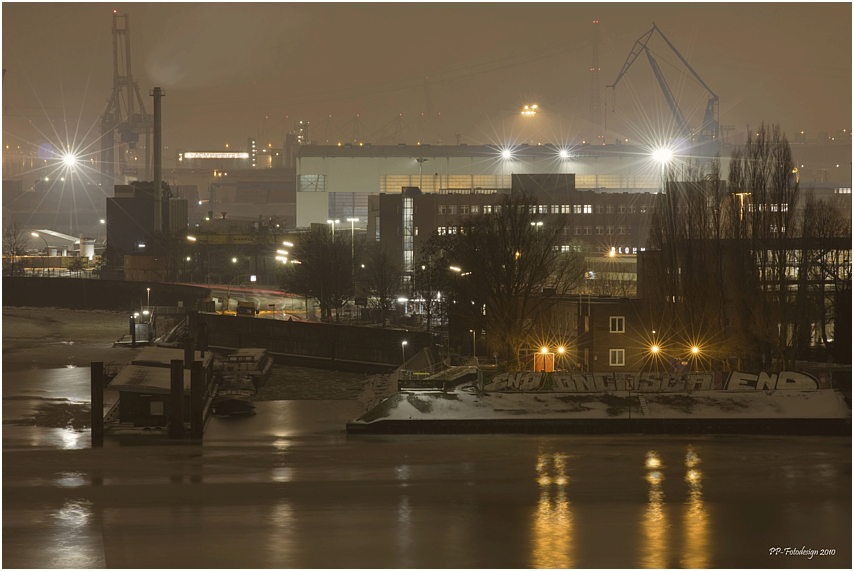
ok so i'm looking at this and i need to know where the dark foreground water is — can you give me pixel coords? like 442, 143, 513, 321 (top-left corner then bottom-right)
3, 370, 851, 568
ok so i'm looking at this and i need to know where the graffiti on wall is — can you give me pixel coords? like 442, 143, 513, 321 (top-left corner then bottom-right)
482, 371, 826, 392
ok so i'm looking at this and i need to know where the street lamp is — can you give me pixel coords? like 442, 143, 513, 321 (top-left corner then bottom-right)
327, 219, 339, 237
415, 158, 428, 191
401, 340, 408, 365
32, 232, 49, 276
187, 235, 211, 285
146, 287, 150, 309
470, 329, 476, 357
530, 221, 543, 232
347, 218, 358, 295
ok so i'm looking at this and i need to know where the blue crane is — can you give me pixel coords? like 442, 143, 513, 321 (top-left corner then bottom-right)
608, 23, 719, 149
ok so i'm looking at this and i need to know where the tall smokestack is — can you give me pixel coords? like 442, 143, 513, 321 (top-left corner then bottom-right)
151, 86, 165, 233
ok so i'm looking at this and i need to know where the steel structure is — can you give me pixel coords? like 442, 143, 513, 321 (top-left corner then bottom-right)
589, 20, 605, 145
100, 11, 151, 188
608, 22, 719, 149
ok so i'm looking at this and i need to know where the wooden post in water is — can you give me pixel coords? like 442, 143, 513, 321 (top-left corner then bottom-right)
169, 359, 185, 438
90, 361, 104, 447
190, 360, 204, 439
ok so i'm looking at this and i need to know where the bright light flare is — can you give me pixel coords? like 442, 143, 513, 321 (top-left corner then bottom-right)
651, 345, 660, 354
62, 153, 77, 166
559, 149, 569, 159
501, 148, 512, 160
652, 148, 673, 163
541, 347, 548, 354
691, 346, 700, 354
645, 452, 661, 469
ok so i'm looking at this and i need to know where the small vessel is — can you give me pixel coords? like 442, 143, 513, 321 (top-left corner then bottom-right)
219, 348, 273, 394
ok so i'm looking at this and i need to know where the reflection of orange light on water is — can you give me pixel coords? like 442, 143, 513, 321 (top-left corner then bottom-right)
532, 453, 573, 568
682, 448, 707, 568
642, 465, 667, 569
645, 451, 661, 469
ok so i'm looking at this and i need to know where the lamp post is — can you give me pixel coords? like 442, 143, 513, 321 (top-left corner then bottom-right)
347, 218, 358, 296
416, 158, 428, 191
327, 219, 339, 237
31, 232, 49, 276
401, 340, 408, 366
187, 236, 211, 285
146, 287, 150, 309
470, 329, 476, 357
530, 221, 543, 232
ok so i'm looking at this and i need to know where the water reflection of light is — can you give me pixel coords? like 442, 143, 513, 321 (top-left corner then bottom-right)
397, 495, 413, 568
60, 427, 82, 449
682, 447, 708, 568
642, 451, 667, 569
532, 453, 572, 569
48, 499, 100, 568
56, 472, 86, 488
396, 464, 410, 487
645, 451, 661, 469
270, 467, 293, 482
265, 500, 296, 567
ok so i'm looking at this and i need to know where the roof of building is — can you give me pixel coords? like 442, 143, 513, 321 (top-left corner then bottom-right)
109, 365, 193, 394
131, 347, 214, 369
296, 143, 648, 160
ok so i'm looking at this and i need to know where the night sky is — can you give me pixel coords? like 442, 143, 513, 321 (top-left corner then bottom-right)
2, 2, 851, 154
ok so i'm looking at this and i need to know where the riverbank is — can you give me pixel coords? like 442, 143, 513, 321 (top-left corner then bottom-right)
347, 388, 852, 435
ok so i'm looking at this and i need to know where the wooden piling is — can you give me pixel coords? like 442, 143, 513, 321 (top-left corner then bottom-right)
169, 359, 184, 438
90, 361, 104, 448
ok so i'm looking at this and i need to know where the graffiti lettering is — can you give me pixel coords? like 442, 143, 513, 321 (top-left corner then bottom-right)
482, 371, 824, 393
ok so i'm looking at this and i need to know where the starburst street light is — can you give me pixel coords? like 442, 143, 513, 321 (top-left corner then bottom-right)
501, 148, 512, 160
559, 149, 570, 159
62, 153, 78, 166
652, 148, 673, 163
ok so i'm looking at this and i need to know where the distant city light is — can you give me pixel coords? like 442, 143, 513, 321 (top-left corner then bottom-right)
183, 152, 249, 160
501, 149, 512, 160
559, 149, 569, 159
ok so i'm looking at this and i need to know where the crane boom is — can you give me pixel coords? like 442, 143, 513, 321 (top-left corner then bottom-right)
608, 23, 720, 147
644, 47, 691, 138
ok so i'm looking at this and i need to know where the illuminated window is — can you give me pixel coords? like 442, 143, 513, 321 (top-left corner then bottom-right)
609, 349, 625, 366
550, 205, 559, 214
572, 205, 582, 214
484, 205, 492, 214
538, 205, 547, 214
561, 205, 570, 214
640, 205, 647, 213
584, 205, 592, 214
471, 205, 480, 214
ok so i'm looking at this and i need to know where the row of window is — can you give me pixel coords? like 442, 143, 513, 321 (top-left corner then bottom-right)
560, 226, 633, 235
438, 203, 651, 215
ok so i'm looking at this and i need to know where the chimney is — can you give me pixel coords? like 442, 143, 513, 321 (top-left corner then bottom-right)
151, 87, 165, 233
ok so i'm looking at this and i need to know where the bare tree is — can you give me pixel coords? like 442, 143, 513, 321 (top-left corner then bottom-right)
279, 225, 352, 321
433, 191, 585, 366
3, 221, 29, 275
364, 243, 401, 327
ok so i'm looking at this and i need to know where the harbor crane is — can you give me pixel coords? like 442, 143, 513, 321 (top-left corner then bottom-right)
608, 23, 719, 151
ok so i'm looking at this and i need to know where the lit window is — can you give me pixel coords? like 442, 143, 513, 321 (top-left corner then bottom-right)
640, 205, 647, 213
550, 205, 559, 214
538, 205, 547, 214
561, 205, 570, 214
572, 205, 582, 214
584, 205, 592, 214
471, 205, 480, 214
610, 316, 625, 333
484, 205, 492, 213
609, 349, 625, 366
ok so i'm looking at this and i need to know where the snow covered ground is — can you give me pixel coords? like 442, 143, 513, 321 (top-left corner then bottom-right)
351, 388, 852, 426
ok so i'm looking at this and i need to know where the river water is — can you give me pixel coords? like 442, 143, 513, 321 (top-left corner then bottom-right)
3, 368, 851, 568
